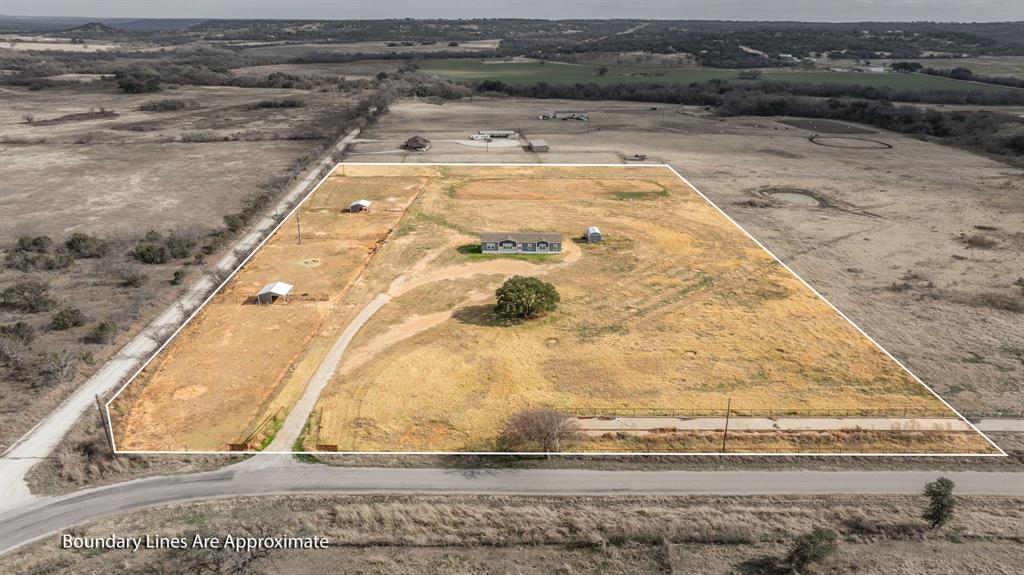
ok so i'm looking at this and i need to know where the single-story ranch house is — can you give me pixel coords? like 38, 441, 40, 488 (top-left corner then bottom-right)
480, 232, 563, 254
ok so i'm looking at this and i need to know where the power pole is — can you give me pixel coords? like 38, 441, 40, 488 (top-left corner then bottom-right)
721, 397, 732, 453
296, 211, 302, 245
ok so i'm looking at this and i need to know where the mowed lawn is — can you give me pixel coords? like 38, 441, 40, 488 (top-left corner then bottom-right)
420, 58, 1012, 92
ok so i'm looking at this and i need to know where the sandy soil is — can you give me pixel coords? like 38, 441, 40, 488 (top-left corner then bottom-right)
109, 172, 424, 451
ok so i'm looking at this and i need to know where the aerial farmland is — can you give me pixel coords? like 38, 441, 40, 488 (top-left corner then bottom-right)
109, 164, 995, 455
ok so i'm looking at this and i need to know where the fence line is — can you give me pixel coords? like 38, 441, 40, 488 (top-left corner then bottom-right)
565, 407, 962, 419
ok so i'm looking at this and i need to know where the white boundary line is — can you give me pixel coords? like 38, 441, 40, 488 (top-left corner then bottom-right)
106, 162, 1006, 457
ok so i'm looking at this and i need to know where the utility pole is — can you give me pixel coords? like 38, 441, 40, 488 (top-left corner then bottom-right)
721, 397, 732, 453
296, 211, 302, 245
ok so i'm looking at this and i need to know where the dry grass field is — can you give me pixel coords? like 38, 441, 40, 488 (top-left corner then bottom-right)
107, 163, 993, 455
352, 98, 1024, 426
109, 167, 426, 451
0, 81, 365, 451
305, 164, 990, 454
4, 493, 1022, 574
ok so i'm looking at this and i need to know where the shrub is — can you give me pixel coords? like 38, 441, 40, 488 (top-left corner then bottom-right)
253, 98, 304, 109
495, 276, 560, 320
923, 477, 956, 529
51, 307, 86, 330
498, 408, 581, 452
171, 269, 187, 285
5, 250, 73, 271
139, 99, 196, 112
84, 321, 118, 344
15, 236, 52, 253
115, 71, 160, 93
785, 527, 838, 571
164, 232, 197, 259
64, 232, 109, 258
117, 265, 148, 287
130, 242, 167, 264
0, 321, 37, 344
1, 279, 55, 312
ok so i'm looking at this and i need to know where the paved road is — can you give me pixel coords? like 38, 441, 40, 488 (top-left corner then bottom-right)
1, 457, 1021, 556
0, 129, 361, 511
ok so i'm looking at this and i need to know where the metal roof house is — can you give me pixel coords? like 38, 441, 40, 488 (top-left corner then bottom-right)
480, 232, 563, 254
257, 281, 292, 305
348, 199, 371, 212
585, 226, 602, 243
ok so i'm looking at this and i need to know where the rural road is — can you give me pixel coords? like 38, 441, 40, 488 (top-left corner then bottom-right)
0, 128, 362, 511
2, 457, 1023, 556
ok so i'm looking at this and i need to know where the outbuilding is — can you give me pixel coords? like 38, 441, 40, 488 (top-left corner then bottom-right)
257, 281, 292, 305
528, 139, 549, 152
585, 226, 602, 243
348, 199, 371, 212
404, 135, 430, 151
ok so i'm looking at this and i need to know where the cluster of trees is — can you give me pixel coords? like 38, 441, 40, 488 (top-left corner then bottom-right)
473, 76, 1024, 107
458, 78, 1024, 163
717, 93, 1024, 160
922, 66, 1024, 89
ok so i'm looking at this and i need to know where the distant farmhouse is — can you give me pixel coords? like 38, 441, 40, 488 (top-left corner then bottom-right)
471, 129, 517, 140
541, 110, 588, 121
480, 232, 563, 254
404, 135, 430, 151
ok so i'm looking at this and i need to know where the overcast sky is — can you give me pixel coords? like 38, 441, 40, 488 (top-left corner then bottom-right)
3, 1, 1022, 22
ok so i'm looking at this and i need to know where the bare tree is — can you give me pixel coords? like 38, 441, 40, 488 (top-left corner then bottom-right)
42, 349, 78, 386
498, 408, 581, 452
0, 337, 30, 369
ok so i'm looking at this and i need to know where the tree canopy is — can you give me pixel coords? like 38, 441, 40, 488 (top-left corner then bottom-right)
495, 276, 560, 321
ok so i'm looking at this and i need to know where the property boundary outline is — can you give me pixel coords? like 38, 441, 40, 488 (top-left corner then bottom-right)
105, 162, 1007, 457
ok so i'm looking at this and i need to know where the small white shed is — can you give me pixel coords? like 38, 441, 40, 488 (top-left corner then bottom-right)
349, 199, 371, 212
257, 281, 293, 305
585, 226, 602, 243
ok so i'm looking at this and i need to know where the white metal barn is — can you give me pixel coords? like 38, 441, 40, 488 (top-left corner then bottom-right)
349, 199, 371, 212
585, 226, 602, 243
257, 281, 293, 305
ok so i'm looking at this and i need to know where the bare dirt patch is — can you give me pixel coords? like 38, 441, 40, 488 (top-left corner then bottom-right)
109, 172, 425, 451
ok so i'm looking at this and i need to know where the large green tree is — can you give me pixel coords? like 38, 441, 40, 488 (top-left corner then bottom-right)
923, 477, 956, 529
494, 276, 560, 321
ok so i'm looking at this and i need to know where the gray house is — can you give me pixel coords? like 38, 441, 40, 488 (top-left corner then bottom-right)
585, 226, 602, 243
480, 232, 563, 254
